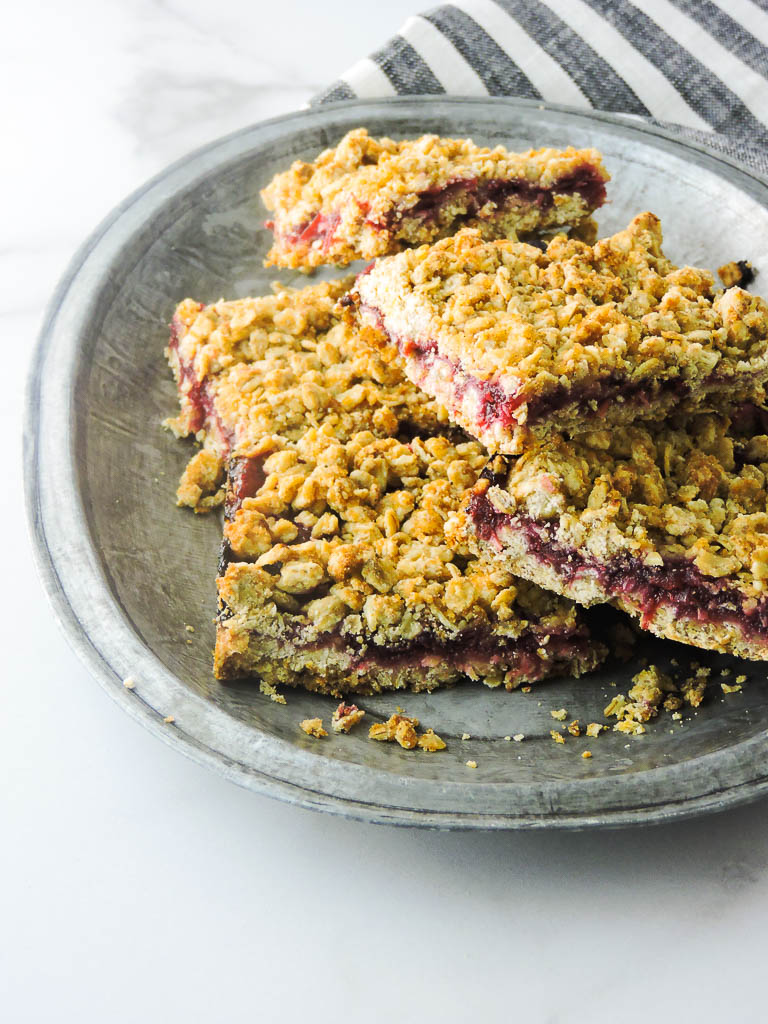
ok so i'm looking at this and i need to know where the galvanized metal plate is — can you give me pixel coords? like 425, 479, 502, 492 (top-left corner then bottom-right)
24, 97, 768, 828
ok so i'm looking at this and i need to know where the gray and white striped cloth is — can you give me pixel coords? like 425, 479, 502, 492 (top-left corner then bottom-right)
314, 0, 768, 176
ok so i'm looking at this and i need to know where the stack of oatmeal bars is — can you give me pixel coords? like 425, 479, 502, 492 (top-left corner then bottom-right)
166, 128, 768, 697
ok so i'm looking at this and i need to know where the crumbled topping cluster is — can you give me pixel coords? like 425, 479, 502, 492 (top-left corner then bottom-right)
603, 664, 717, 734
368, 713, 446, 751
355, 214, 768, 436
299, 717, 327, 738
477, 409, 768, 594
222, 424, 578, 651
262, 128, 607, 267
331, 701, 366, 733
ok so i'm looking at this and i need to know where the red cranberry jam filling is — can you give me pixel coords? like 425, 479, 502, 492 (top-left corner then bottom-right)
374, 164, 607, 231
270, 164, 606, 251
169, 310, 232, 448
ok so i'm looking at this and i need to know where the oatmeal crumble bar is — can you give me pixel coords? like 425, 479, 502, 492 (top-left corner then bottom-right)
457, 407, 768, 659
214, 425, 604, 694
353, 214, 768, 452
262, 128, 608, 268
165, 279, 447, 510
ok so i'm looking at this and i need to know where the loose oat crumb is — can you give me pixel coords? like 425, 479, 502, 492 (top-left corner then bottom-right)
550, 708, 568, 721
720, 668, 732, 677
582, 751, 592, 759
163, 715, 175, 724
503, 735, 512, 742
513, 733, 525, 742
736, 674, 747, 684
550, 730, 565, 744
521, 686, 532, 693
672, 712, 683, 720
585, 722, 604, 738
567, 720, 581, 736
185, 625, 195, 633
721, 683, 743, 694
614, 720, 646, 735
418, 728, 447, 752
123, 677, 136, 690
680, 677, 707, 708
466, 760, 478, 769
718, 259, 755, 288
461, 732, 471, 740
367, 712, 440, 750
604, 695, 627, 718
332, 701, 365, 733
259, 680, 287, 705
300, 717, 327, 738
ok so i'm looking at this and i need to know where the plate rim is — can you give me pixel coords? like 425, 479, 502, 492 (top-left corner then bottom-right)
24, 94, 768, 830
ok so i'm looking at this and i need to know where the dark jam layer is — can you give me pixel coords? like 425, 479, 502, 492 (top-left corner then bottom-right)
225, 456, 267, 519
353, 625, 597, 681
278, 211, 341, 252
375, 164, 608, 230
274, 164, 607, 250
219, 456, 314, 575
169, 311, 232, 445
404, 335, 695, 431
468, 490, 768, 641
252, 608, 596, 681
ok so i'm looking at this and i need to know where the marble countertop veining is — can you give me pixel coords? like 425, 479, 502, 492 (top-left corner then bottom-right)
4, 2, 768, 1021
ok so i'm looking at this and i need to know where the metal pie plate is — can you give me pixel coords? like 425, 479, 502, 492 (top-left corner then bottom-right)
24, 97, 768, 829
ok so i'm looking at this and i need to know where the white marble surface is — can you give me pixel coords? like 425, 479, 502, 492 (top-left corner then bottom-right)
5, 2, 768, 1020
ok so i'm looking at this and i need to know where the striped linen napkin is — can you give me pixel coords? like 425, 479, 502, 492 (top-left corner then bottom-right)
314, 0, 768, 175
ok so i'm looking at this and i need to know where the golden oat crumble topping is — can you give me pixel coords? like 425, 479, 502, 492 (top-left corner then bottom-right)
354, 214, 768, 445
470, 410, 768, 600
219, 425, 584, 662
262, 128, 608, 267
166, 279, 447, 510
